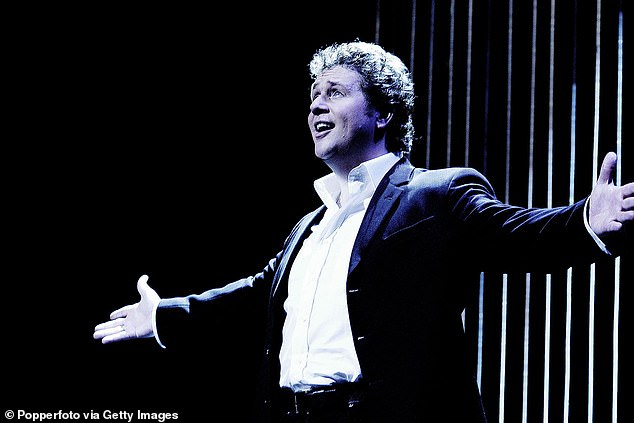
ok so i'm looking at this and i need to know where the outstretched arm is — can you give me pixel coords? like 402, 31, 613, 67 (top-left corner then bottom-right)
93, 274, 160, 344
588, 152, 634, 237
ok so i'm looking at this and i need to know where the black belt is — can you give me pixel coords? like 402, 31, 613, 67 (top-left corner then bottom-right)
275, 382, 369, 418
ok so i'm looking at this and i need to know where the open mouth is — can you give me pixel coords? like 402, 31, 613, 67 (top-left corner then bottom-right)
315, 121, 335, 133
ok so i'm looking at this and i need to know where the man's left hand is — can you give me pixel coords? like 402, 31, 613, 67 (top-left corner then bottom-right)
589, 152, 634, 236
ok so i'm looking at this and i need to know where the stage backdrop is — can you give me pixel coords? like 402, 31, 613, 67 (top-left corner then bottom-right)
373, 1, 631, 422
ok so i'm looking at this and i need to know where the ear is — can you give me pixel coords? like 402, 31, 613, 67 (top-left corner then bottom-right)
376, 111, 393, 129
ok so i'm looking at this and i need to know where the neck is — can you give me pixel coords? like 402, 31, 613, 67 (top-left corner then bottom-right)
328, 149, 393, 205
326, 147, 389, 180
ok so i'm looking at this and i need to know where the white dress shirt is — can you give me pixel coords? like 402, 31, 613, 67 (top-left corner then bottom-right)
278, 152, 402, 392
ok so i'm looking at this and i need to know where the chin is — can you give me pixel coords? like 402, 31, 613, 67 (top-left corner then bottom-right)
314, 150, 330, 161
313, 143, 333, 161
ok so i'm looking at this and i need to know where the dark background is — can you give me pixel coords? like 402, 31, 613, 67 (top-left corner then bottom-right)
4, 1, 631, 422
4, 2, 378, 422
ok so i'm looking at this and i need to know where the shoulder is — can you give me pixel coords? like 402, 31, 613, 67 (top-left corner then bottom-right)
408, 166, 493, 194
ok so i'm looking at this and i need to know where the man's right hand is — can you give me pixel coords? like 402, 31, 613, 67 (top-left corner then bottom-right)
93, 274, 160, 344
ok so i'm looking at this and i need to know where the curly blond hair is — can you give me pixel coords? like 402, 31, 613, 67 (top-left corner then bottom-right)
309, 41, 416, 154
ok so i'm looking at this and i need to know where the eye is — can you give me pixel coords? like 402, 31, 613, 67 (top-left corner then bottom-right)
329, 89, 344, 99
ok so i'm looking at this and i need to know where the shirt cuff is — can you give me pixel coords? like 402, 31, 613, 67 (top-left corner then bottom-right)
152, 301, 166, 349
583, 197, 611, 255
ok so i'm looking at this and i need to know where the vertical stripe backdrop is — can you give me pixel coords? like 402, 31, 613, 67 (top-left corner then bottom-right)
372, 1, 630, 422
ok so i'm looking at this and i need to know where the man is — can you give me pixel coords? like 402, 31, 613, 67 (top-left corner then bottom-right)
94, 41, 633, 422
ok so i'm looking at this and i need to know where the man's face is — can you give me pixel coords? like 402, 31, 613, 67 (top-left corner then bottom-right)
308, 66, 378, 168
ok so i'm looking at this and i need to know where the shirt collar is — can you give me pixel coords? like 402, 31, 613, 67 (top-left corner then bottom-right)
313, 152, 403, 210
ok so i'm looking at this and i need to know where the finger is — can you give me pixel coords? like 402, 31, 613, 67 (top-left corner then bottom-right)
137, 274, 149, 288
623, 197, 634, 211
604, 221, 623, 233
93, 323, 126, 340
617, 210, 634, 223
110, 304, 135, 320
101, 329, 134, 344
137, 274, 151, 295
94, 317, 125, 331
597, 152, 617, 185
622, 182, 634, 198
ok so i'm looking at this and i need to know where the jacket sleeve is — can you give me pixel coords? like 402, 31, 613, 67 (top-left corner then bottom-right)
446, 168, 610, 273
152, 205, 324, 348
154, 252, 281, 348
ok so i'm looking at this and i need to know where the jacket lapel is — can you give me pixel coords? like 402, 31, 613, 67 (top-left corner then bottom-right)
270, 205, 326, 300
271, 157, 415, 297
348, 158, 414, 275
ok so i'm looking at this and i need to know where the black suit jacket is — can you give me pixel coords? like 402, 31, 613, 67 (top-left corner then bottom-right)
157, 157, 607, 422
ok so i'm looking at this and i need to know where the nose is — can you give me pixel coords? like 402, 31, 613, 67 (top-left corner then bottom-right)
309, 94, 329, 115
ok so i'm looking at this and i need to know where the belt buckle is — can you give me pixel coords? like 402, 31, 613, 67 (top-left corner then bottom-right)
291, 387, 324, 415
293, 392, 300, 414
